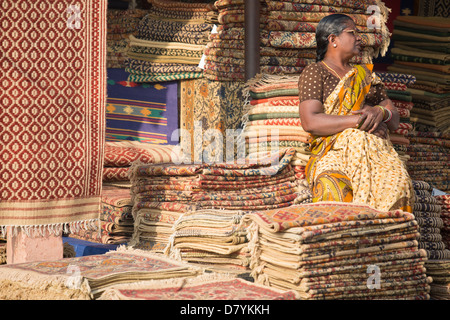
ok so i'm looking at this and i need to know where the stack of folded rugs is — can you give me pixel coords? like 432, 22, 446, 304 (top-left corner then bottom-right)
0, 246, 202, 300
165, 209, 252, 274
203, 0, 268, 81
204, 0, 391, 81
388, 15, 450, 134
411, 180, 449, 260
107, 8, 148, 68
375, 72, 416, 163
68, 142, 178, 244
435, 194, 450, 250
260, 0, 391, 67
427, 194, 450, 300
241, 73, 312, 203
102, 141, 178, 189
385, 15, 450, 193
68, 186, 134, 245
125, 0, 218, 82
406, 132, 450, 193
129, 148, 298, 254
242, 201, 432, 300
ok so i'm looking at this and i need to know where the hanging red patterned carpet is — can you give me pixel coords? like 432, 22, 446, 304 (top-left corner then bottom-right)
0, 1, 107, 235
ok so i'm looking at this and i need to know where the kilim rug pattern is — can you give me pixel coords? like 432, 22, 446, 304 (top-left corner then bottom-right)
106, 69, 179, 144
0, 245, 201, 300
0, 1, 107, 235
98, 273, 300, 300
242, 202, 432, 300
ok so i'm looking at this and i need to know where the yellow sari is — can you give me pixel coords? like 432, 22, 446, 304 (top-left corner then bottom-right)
305, 64, 414, 213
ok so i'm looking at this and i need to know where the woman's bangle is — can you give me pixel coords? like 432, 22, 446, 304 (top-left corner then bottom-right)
376, 105, 386, 120
383, 108, 393, 123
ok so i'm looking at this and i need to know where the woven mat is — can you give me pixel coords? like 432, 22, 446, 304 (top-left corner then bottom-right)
98, 273, 299, 300
0, 246, 201, 300
0, 0, 107, 233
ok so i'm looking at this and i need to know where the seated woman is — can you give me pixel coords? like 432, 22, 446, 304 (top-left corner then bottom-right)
298, 14, 414, 213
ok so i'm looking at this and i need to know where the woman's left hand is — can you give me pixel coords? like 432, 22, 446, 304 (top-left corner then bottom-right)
371, 122, 388, 139
351, 104, 384, 133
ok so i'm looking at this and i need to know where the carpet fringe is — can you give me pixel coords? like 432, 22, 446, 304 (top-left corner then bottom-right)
0, 219, 99, 238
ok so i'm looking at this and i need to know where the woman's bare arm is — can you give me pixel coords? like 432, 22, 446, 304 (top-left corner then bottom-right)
299, 99, 362, 137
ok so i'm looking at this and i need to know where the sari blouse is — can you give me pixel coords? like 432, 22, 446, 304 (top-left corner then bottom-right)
298, 62, 388, 106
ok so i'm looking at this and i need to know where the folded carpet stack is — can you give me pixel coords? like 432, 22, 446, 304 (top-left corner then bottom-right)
435, 194, 450, 250
260, 0, 391, 66
374, 72, 416, 162
98, 273, 300, 300
203, 0, 268, 81
0, 246, 202, 300
205, 0, 391, 82
406, 132, 450, 193
241, 73, 312, 203
103, 141, 178, 189
412, 180, 450, 260
243, 202, 432, 300
68, 186, 134, 245
165, 209, 251, 273
129, 148, 298, 252
387, 15, 450, 134
107, 9, 148, 68
125, 0, 218, 82
427, 194, 450, 300
67, 142, 180, 244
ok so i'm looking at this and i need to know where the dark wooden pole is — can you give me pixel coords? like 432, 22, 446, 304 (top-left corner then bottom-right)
244, 0, 260, 81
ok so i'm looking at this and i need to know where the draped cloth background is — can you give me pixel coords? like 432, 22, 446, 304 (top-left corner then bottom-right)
0, 1, 107, 236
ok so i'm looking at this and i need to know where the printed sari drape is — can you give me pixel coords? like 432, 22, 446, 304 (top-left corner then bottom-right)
305, 64, 414, 213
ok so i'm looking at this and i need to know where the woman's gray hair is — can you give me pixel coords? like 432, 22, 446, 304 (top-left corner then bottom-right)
316, 14, 354, 62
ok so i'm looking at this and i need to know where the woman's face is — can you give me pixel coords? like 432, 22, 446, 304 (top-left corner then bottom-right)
336, 22, 362, 57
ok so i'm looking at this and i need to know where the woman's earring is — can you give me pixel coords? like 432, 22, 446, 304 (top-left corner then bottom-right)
333, 44, 337, 47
